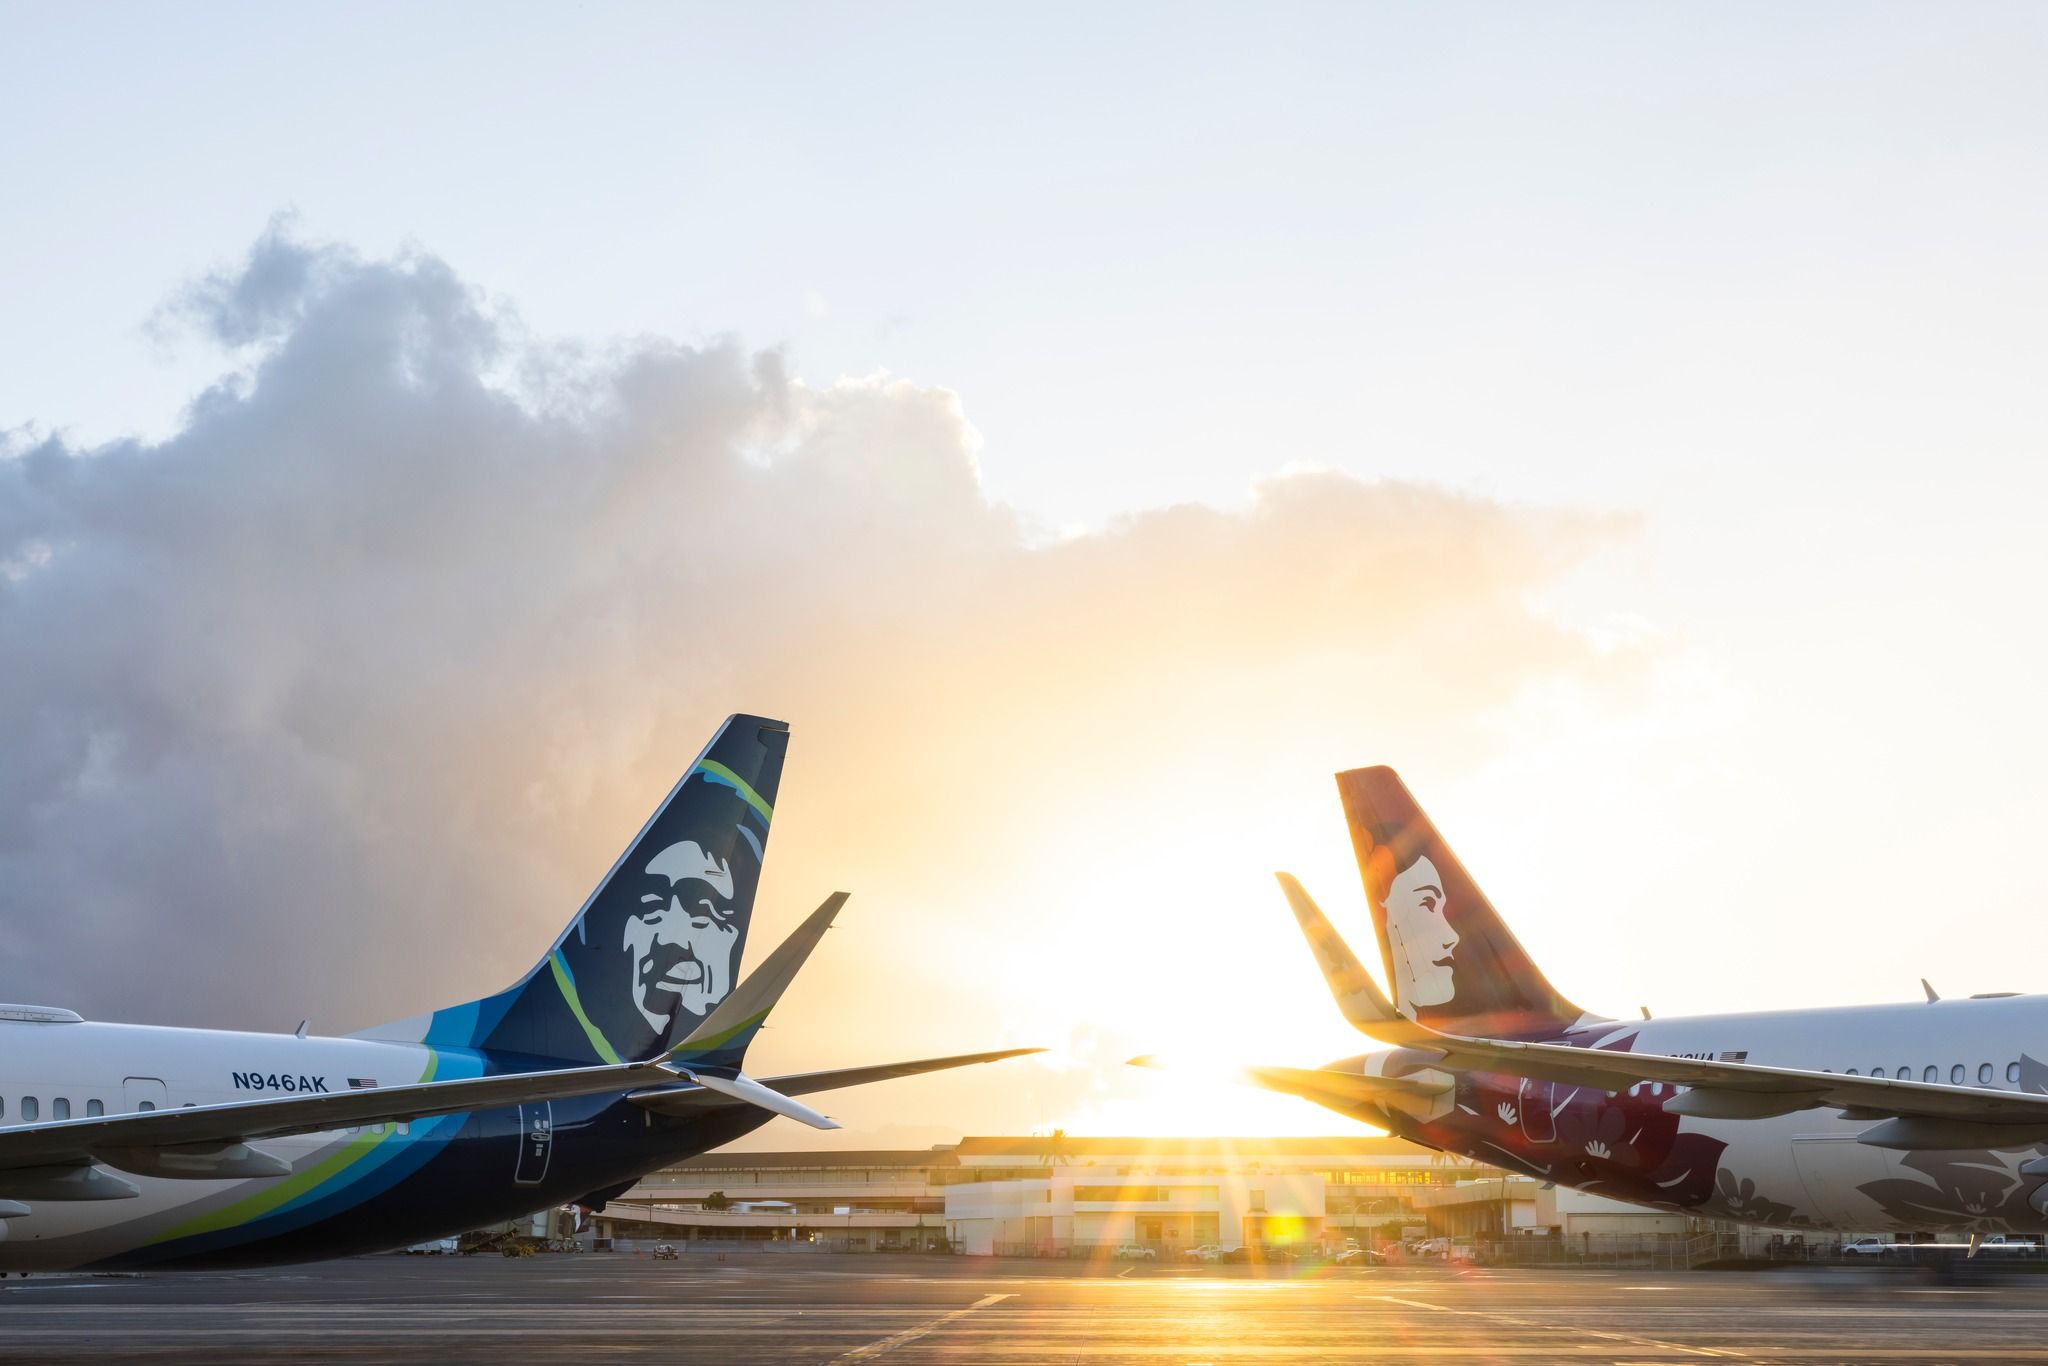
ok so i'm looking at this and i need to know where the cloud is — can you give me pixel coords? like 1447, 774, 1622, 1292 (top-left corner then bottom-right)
0, 226, 1640, 1136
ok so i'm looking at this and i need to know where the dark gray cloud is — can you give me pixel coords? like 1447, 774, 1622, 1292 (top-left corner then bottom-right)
0, 225, 1634, 1041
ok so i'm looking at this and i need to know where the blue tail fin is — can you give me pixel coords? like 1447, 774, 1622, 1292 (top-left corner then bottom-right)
362, 715, 790, 1064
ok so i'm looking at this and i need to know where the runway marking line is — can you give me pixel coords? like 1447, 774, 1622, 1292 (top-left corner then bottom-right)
830, 1291, 1014, 1362
1365, 1294, 1752, 1360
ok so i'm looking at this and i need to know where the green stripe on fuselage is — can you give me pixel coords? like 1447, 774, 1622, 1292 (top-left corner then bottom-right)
146, 1052, 441, 1246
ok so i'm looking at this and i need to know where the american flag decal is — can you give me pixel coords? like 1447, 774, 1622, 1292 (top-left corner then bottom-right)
1718, 1051, 1749, 1063
347, 1078, 379, 1089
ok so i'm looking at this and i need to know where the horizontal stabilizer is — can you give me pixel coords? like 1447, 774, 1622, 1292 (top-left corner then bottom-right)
1243, 1064, 1451, 1116
675, 1069, 840, 1130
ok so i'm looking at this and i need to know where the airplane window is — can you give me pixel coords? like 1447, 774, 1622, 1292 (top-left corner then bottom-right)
1846, 1068, 1859, 1076
138, 1101, 156, 1112
2010, 1062, 2023, 1084
1979, 1063, 1994, 1085
1896, 1067, 1911, 1080
1924, 1066, 1938, 1083
397, 1122, 410, 1136
1951, 1065, 1966, 1084
86, 1099, 103, 1117
20, 1097, 37, 1122
1870, 1066, 1884, 1078
52, 1098, 69, 1121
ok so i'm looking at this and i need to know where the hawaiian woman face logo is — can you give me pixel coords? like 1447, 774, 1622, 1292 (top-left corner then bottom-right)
622, 839, 740, 1032
1382, 853, 1459, 1009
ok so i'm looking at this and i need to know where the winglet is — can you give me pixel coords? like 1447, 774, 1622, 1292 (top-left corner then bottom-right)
1276, 873, 1430, 1045
669, 892, 848, 1070
1922, 979, 1941, 1003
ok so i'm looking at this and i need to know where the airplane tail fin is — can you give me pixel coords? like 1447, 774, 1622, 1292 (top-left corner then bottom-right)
361, 714, 790, 1066
1335, 766, 1585, 1039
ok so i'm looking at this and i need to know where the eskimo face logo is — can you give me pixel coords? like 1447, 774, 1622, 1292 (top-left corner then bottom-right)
1379, 853, 1460, 1009
623, 839, 740, 1031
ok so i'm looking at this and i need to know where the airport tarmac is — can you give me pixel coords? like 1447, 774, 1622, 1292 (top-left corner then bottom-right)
5, 1252, 2048, 1363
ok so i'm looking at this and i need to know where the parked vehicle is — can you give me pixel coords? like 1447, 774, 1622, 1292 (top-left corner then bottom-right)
1842, 1237, 1891, 1258
404, 1238, 460, 1256
1181, 1244, 1224, 1263
1221, 1244, 1298, 1264
651, 1244, 679, 1261
1111, 1244, 1157, 1260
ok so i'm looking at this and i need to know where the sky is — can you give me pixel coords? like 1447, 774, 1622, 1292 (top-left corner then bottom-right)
4, 2, 2048, 1148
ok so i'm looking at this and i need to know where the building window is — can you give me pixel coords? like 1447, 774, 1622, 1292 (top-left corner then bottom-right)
20, 1097, 37, 1122
52, 1098, 69, 1121
86, 1099, 103, 1117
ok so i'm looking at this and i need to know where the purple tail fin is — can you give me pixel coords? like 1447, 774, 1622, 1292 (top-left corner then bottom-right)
1335, 766, 1585, 1040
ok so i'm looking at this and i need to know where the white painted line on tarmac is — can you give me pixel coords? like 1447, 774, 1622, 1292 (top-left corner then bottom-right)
830, 1291, 1014, 1362
1364, 1293, 1751, 1360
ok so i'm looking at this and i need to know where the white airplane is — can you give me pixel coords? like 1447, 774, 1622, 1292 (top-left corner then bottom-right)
0, 715, 1034, 1271
1251, 766, 2048, 1236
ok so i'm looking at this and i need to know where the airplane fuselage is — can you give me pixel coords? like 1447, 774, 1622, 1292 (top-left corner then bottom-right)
1349, 994, 2048, 1234
0, 1017, 765, 1271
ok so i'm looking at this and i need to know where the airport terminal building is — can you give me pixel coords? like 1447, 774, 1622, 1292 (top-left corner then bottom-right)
589, 1136, 1629, 1256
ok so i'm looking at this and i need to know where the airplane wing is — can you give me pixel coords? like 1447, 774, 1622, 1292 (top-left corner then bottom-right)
628, 1048, 1046, 1118
1278, 872, 2048, 1148
0, 882, 1045, 1179
0, 1058, 688, 1173
0, 893, 867, 1174
1239, 1065, 1448, 1115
